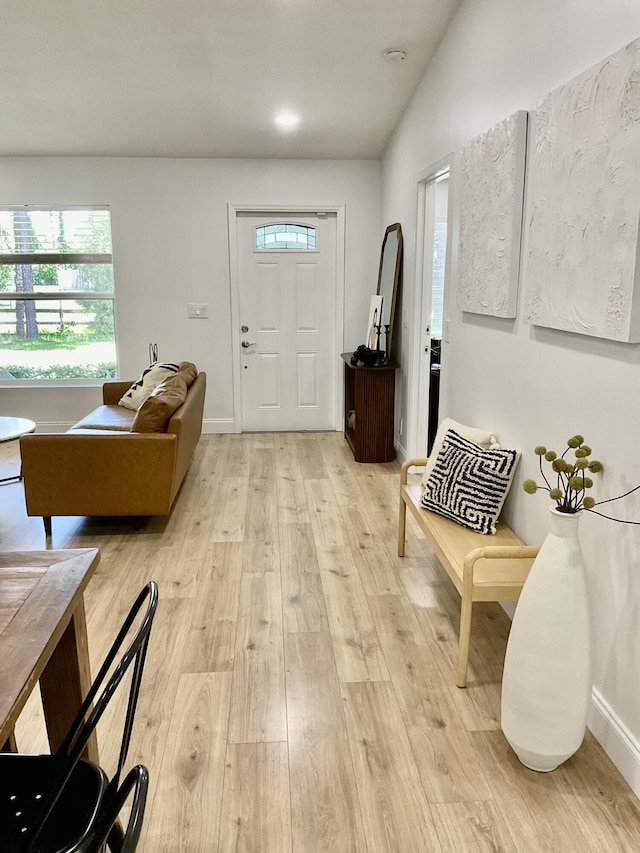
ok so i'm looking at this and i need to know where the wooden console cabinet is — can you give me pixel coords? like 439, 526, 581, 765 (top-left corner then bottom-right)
341, 353, 399, 463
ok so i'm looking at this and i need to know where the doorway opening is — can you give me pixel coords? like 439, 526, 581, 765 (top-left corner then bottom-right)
411, 161, 453, 457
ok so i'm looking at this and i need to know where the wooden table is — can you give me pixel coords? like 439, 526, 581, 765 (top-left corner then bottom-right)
0, 416, 36, 484
0, 548, 100, 761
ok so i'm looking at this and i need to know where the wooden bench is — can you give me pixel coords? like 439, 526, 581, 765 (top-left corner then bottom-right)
398, 457, 539, 687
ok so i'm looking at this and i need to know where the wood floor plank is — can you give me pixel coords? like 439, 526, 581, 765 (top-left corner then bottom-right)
295, 434, 328, 480
98, 596, 194, 778
429, 800, 519, 852
279, 522, 328, 633
242, 476, 280, 573
553, 733, 640, 851
474, 730, 599, 851
140, 672, 232, 853
369, 594, 494, 803
341, 680, 442, 852
210, 477, 248, 543
317, 545, 389, 682
398, 562, 446, 609
413, 589, 503, 732
276, 474, 311, 525
305, 478, 347, 548
248, 445, 276, 482
286, 632, 368, 853
221, 433, 253, 479
183, 542, 243, 673
229, 571, 286, 743
218, 742, 292, 853
339, 506, 404, 595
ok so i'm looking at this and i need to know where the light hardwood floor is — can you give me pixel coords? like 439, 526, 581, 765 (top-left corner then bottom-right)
2, 431, 640, 852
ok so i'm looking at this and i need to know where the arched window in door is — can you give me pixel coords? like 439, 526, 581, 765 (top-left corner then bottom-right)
255, 223, 317, 250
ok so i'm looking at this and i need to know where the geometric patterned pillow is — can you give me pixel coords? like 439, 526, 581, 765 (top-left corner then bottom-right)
421, 418, 500, 490
421, 430, 520, 535
118, 362, 181, 410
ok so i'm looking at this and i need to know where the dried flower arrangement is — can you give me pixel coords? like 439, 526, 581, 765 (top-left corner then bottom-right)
523, 435, 640, 523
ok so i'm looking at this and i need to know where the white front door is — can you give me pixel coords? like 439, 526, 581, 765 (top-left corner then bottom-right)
237, 212, 337, 431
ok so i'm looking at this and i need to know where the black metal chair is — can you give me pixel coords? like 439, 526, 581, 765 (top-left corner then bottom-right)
76, 765, 149, 853
0, 581, 158, 853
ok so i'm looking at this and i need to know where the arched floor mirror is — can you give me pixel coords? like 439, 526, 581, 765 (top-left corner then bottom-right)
377, 222, 403, 362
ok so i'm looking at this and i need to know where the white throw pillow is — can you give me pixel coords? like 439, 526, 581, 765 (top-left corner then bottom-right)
118, 362, 181, 410
421, 417, 500, 490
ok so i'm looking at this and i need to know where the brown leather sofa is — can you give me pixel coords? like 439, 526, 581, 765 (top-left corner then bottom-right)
20, 371, 206, 535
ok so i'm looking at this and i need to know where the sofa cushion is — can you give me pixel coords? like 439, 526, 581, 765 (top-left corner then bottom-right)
118, 362, 181, 410
178, 361, 198, 387
69, 405, 136, 432
131, 373, 188, 433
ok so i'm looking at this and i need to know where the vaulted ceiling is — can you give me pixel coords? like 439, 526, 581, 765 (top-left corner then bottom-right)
2, 0, 462, 159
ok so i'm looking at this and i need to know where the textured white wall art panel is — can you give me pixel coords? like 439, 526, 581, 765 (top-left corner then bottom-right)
457, 110, 528, 318
524, 38, 640, 341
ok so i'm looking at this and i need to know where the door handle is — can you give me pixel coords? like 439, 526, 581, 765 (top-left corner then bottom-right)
241, 340, 256, 349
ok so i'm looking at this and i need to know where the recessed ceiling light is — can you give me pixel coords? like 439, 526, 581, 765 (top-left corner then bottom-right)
274, 112, 300, 129
383, 48, 408, 63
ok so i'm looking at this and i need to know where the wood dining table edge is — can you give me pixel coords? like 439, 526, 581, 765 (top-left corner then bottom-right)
0, 547, 100, 763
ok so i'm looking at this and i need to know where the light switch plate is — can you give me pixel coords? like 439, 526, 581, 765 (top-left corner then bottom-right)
188, 303, 208, 319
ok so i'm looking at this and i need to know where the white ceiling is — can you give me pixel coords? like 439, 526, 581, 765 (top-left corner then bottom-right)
2, 0, 463, 160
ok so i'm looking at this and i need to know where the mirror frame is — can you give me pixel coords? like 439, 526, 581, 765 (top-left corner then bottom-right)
376, 222, 403, 362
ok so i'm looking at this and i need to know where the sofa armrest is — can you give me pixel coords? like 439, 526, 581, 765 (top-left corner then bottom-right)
167, 372, 206, 489
103, 381, 133, 406
20, 432, 178, 517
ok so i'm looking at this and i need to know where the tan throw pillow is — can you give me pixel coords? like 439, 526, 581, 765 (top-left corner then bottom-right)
118, 362, 181, 410
421, 417, 500, 490
131, 373, 188, 433
178, 361, 198, 388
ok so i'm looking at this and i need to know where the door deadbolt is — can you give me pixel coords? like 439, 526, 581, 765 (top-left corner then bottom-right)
241, 325, 249, 333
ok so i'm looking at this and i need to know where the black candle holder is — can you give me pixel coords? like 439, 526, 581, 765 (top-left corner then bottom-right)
374, 324, 386, 366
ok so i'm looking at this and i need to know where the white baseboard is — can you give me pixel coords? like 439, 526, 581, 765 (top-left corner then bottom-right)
588, 686, 640, 797
202, 418, 235, 434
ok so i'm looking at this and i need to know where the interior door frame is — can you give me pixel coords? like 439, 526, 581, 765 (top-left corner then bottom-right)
228, 204, 346, 433
408, 156, 454, 457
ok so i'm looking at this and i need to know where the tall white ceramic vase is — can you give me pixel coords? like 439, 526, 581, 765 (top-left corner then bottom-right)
501, 507, 592, 772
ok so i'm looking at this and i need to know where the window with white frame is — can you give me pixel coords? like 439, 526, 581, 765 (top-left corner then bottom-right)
0, 206, 117, 381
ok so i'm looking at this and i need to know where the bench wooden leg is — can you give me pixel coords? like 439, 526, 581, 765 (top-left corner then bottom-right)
398, 495, 407, 557
1, 730, 18, 752
456, 592, 473, 688
43, 516, 52, 537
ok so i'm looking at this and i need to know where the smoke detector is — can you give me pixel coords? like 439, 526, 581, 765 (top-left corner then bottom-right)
383, 48, 408, 63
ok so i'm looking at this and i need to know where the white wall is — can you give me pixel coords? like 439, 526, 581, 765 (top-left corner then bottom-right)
0, 157, 381, 430
383, 0, 640, 791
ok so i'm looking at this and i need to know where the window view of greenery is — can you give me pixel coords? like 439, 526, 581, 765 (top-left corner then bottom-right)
0, 207, 117, 381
